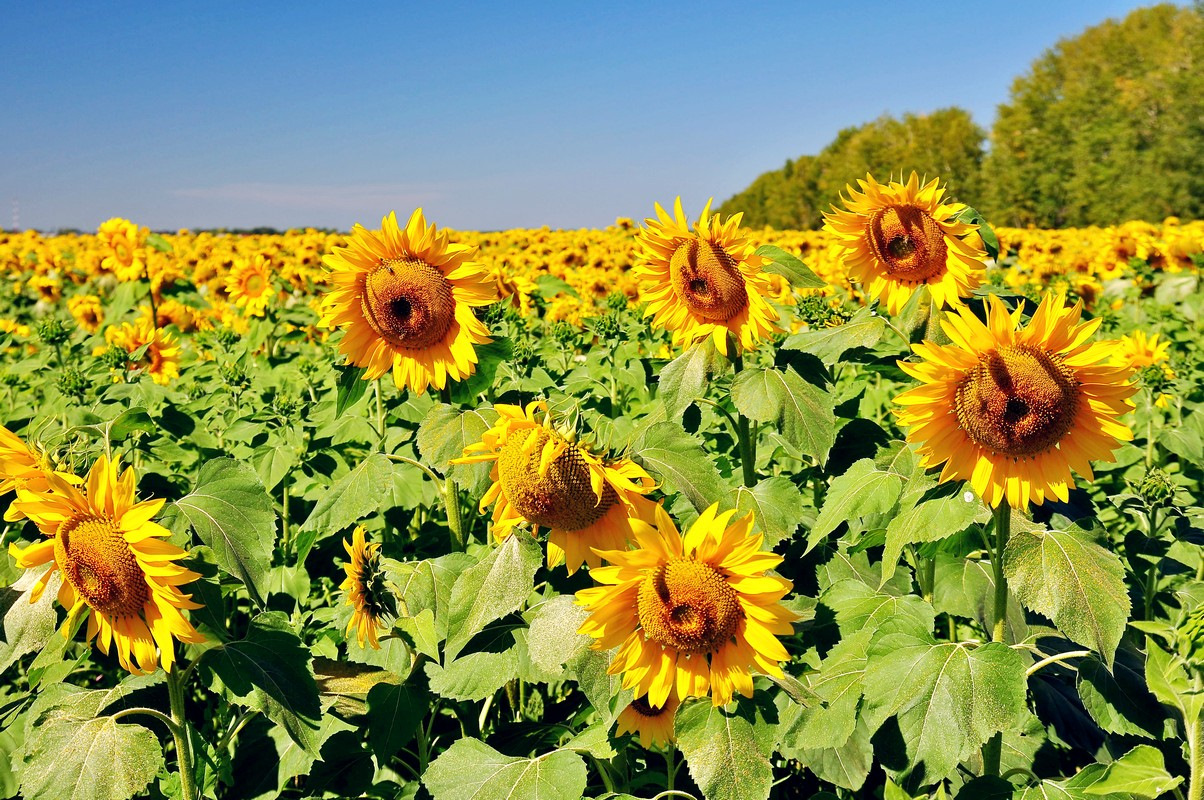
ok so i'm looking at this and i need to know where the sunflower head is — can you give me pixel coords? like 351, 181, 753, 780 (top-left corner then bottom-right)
894, 294, 1137, 507
225, 254, 274, 318
341, 526, 396, 649
635, 198, 780, 357
616, 692, 681, 748
823, 173, 987, 315
96, 218, 147, 281
68, 294, 105, 333
455, 401, 656, 573
577, 503, 796, 707
318, 210, 497, 395
104, 317, 181, 385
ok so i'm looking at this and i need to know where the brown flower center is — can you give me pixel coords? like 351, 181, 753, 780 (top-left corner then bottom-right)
361, 257, 456, 350
497, 428, 616, 531
628, 695, 672, 718
55, 515, 149, 618
954, 345, 1080, 457
637, 559, 742, 653
669, 237, 749, 322
867, 205, 947, 283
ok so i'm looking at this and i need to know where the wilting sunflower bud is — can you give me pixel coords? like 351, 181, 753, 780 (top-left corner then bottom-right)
1136, 467, 1176, 508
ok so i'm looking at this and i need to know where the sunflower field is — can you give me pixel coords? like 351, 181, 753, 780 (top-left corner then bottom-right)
1, 175, 1203, 800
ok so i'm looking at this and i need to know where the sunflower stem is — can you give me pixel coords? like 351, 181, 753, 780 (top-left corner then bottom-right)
1143, 505, 1162, 620
1189, 674, 1204, 800
437, 385, 466, 550
145, 267, 159, 329
167, 668, 198, 800
982, 501, 1012, 778
730, 352, 757, 487
374, 379, 386, 445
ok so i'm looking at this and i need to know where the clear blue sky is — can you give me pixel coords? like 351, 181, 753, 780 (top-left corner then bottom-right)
1, 1, 1155, 232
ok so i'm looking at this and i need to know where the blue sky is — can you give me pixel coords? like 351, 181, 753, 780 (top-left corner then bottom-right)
1, 1, 1154, 232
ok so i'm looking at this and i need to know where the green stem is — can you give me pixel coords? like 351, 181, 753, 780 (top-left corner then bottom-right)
1143, 506, 1162, 620
1190, 674, 1204, 800
1025, 649, 1092, 678
920, 555, 936, 604
281, 472, 291, 554
374, 379, 386, 445
731, 352, 757, 487
982, 501, 1012, 778
109, 706, 180, 733
167, 669, 198, 800
666, 746, 678, 792
146, 269, 159, 328
438, 385, 465, 550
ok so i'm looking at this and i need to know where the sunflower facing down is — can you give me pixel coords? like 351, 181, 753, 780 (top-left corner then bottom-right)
319, 209, 497, 396
616, 692, 681, 748
894, 293, 1136, 508
824, 173, 987, 315
577, 503, 797, 708
225, 254, 274, 318
341, 525, 396, 649
635, 198, 780, 357
455, 401, 657, 573
8, 455, 204, 674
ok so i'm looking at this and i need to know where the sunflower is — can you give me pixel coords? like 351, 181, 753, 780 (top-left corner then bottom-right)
1114, 330, 1173, 375
225, 254, 274, 318
577, 503, 796, 708
635, 198, 780, 357
894, 294, 1136, 508
96, 218, 147, 283
319, 209, 497, 395
0, 426, 81, 521
340, 526, 396, 649
616, 692, 680, 748
7, 455, 204, 674
104, 317, 182, 385
823, 173, 987, 315
67, 294, 105, 333
455, 401, 657, 573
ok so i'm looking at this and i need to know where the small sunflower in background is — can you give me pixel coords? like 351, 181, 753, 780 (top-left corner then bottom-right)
341, 525, 396, 649
616, 692, 680, 748
96, 217, 148, 283
1113, 330, 1173, 374
455, 401, 656, 573
67, 294, 105, 333
7, 455, 204, 674
225, 254, 274, 318
824, 173, 987, 315
894, 293, 1136, 508
103, 317, 182, 385
577, 503, 796, 708
319, 209, 497, 396
635, 198, 780, 357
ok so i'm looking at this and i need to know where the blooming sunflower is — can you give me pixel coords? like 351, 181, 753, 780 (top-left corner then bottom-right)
104, 317, 182, 385
616, 692, 680, 748
340, 526, 395, 649
225, 254, 274, 318
319, 209, 497, 395
0, 426, 81, 521
455, 401, 657, 573
635, 198, 780, 357
894, 294, 1136, 508
7, 455, 204, 673
577, 503, 796, 708
823, 173, 987, 315
67, 294, 105, 333
1114, 330, 1173, 374
96, 217, 147, 283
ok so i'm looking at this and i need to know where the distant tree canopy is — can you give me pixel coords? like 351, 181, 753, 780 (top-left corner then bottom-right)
721, 3, 1204, 229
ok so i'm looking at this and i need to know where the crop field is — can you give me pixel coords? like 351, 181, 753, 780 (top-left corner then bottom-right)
1, 179, 1203, 800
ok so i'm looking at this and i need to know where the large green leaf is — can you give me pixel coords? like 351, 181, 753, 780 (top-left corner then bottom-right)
1077, 650, 1164, 737
296, 453, 394, 562
1081, 745, 1182, 798
173, 457, 277, 607
881, 481, 984, 584
417, 403, 498, 490
755, 244, 827, 289
201, 611, 322, 754
633, 421, 730, 513
425, 649, 519, 701
862, 632, 1028, 780
443, 535, 542, 660
808, 458, 904, 552
778, 630, 870, 751
334, 364, 369, 418
821, 579, 935, 639
19, 716, 162, 800
783, 306, 887, 364
676, 701, 773, 800
732, 366, 835, 465
789, 717, 875, 791
423, 739, 587, 800
0, 568, 60, 673
729, 476, 807, 548
658, 340, 723, 419
365, 682, 427, 761
1005, 523, 1130, 667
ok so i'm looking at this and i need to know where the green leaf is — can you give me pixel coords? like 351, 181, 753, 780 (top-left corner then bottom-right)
933, 555, 1028, 645
525, 595, 592, 673
1004, 523, 1130, 667
1082, 745, 1182, 798
423, 739, 587, 800
444, 535, 542, 660
201, 611, 322, 754
633, 421, 730, 513
755, 244, 827, 289
334, 364, 369, 419
296, 453, 394, 562
676, 701, 773, 800
822, 579, 935, 638
732, 366, 835, 465
862, 632, 1028, 781
729, 476, 806, 548
19, 716, 162, 800
954, 206, 1000, 261
791, 717, 875, 791
658, 340, 722, 419
0, 568, 60, 673
778, 631, 869, 751
1145, 637, 1200, 724
882, 481, 984, 585
365, 681, 427, 761
783, 307, 888, 364
417, 403, 497, 490
1077, 650, 1164, 737
425, 649, 520, 701
173, 457, 277, 607
534, 274, 579, 298
252, 443, 299, 492
808, 458, 904, 552
144, 232, 172, 253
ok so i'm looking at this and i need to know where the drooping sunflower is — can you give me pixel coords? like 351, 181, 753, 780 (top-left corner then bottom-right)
340, 525, 396, 649
635, 198, 780, 357
616, 692, 681, 748
104, 317, 182, 385
455, 401, 657, 573
577, 503, 796, 708
823, 173, 987, 315
8, 455, 204, 674
894, 293, 1136, 508
67, 294, 105, 333
225, 254, 274, 318
319, 209, 497, 395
